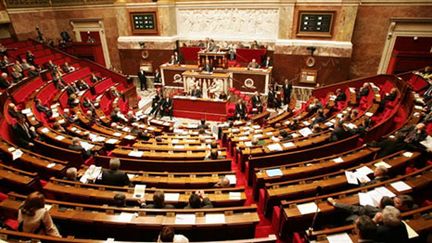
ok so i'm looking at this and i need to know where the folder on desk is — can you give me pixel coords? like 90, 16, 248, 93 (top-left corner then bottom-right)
327, 233, 353, 243
266, 168, 283, 177
390, 181, 412, 192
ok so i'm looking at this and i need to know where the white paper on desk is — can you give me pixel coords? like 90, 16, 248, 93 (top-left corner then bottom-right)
402, 220, 419, 239
118, 212, 135, 222
282, 142, 295, 148
365, 112, 374, 117
345, 123, 357, 130
229, 192, 241, 200
252, 125, 260, 129
80, 166, 102, 184
356, 166, 373, 176
375, 186, 396, 198
80, 141, 94, 151
267, 143, 283, 152
266, 168, 283, 177
225, 174, 237, 185
403, 152, 413, 158
420, 136, 432, 152
12, 149, 23, 161
244, 141, 253, 147
127, 174, 136, 180
147, 127, 155, 131
374, 161, 392, 169
124, 135, 135, 140
205, 214, 226, 224
128, 150, 144, 157
122, 127, 131, 132
297, 202, 320, 215
105, 138, 118, 144
7, 147, 15, 152
113, 132, 122, 137
391, 181, 412, 192
47, 163, 56, 168
358, 192, 376, 207
174, 145, 185, 149
333, 157, 344, 163
354, 171, 371, 184
133, 184, 146, 199
175, 214, 196, 224
271, 136, 280, 142
327, 232, 353, 243
253, 134, 263, 139
21, 108, 31, 115
170, 139, 179, 144
231, 128, 240, 133
325, 122, 334, 127
291, 133, 299, 138
55, 135, 65, 141
238, 136, 248, 141
299, 127, 313, 137
337, 113, 343, 119
345, 171, 358, 185
254, 129, 263, 133
165, 193, 180, 202
41, 127, 49, 133
302, 121, 310, 126
367, 190, 383, 207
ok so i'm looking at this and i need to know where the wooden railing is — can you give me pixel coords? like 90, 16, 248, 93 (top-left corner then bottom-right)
4, 0, 114, 8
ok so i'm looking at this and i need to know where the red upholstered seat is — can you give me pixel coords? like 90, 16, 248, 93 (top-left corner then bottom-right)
271, 205, 281, 236
0, 192, 7, 202
292, 232, 306, 243
258, 188, 266, 213
40, 179, 48, 187
3, 219, 18, 231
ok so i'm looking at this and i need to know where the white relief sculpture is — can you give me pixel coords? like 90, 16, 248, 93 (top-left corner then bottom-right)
176, 8, 279, 40
208, 78, 224, 98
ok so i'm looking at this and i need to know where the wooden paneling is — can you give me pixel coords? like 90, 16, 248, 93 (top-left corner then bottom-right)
119, 49, 173, 75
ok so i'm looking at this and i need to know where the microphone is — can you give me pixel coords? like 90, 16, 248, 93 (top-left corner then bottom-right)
307, 186, 324, 238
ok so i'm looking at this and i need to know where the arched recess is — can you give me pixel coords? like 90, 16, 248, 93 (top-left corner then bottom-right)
70, 18, 111, 68
378, 18, 432, 74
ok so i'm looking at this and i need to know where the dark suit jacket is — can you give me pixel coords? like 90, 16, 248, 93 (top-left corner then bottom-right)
154, 72, 161, 83
191, 89, 202, 98
336, 92, 347, 101
0, 77, 9, 89
12, 122, 35, 148
376, 222, 408, 243
162, 98, 173, 111
184, 197, 213, 209
262, 59, 272, 68
235, 103, 247, 118
283, 84, 292, 97
99, 169, 130, 186
251, 95, 262, 107
138, 71, 146, 82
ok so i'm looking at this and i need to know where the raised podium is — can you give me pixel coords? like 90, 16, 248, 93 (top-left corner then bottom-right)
198, 51, 229, 69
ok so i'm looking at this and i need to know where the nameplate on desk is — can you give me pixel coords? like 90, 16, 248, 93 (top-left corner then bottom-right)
229, 192, 241, 200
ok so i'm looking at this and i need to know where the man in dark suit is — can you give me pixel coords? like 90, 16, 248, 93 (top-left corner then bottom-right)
202, 59, 213, 73
12, 116, 36, 149
356, 82, 370, 102
161, 96, 173, 118
335, 88, 347, 102
184, 191, 213, 209
149, 92, 162, 116
138, 68, 147, 91
267, 85, 280, 110
282, 79, 293, 106
35, 98, 52, 118
262, 56, 272, 68
251, 91, 263, 113
139, 190, 175, 209
154, 69, 161, 84
234, 100, 247, 120
330, 120, 350, 142
99, 158, 130, 186
355, 216, 378, 242
173, 51, 183, 65
0, 73, 10, 89
375, 206, 408, 243
68, 137, 90, 158
189, 85, 202, 98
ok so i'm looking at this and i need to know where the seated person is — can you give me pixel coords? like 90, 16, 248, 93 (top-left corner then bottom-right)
52, 73, 66, 90
205, 148, 222, 160
184, 191, 213, 209
251, 91, 263, 113
157, 226, 189, 243
26, 51, 35, 65
90, 73, 102, 83
35, 98, 53, 118
312, 109, 326, 125
307, 98, 323, 116
12, 116, 37, 149
0, 73, 10, 89
218, 91, 228, 100
113, 193, 127, 207
110, 107, 128, 123
360, 165, 389, 185
202, 58, 213, 73
62, 108, 78, 125
67, 93, 79, 108
62, 62, 75, 73
160, 96, 173, 118
108, 87, 121, 99
189, 85, 202, 98
356, 82, 371, 102
98, 158, 130, 186
139, 190, 175, 209
214, 176, 231, 188
63, 167, 78, 181
403, 123, 427, 145
8, 103, 23, 120
21, 59, 31, 70
335, 88, 347, 102
329, 120, 350, 142
375, 206, 409, 243
247, 58, 260, 69
52, 122, 66, 133
234, 100, 248, 120
378, 88, 399, 112
355, 215, 378, 242
11, 67, 23, 83
27, 65, 40, 78
82, 97, 95, 110
66, 83, 78, 95
68, 137, 90, 158
286, 118, 299, 130
75, 79, 90, 90
18, 192, 61, 237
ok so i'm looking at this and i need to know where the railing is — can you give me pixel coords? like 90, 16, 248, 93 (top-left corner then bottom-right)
4, 0, 114, 8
